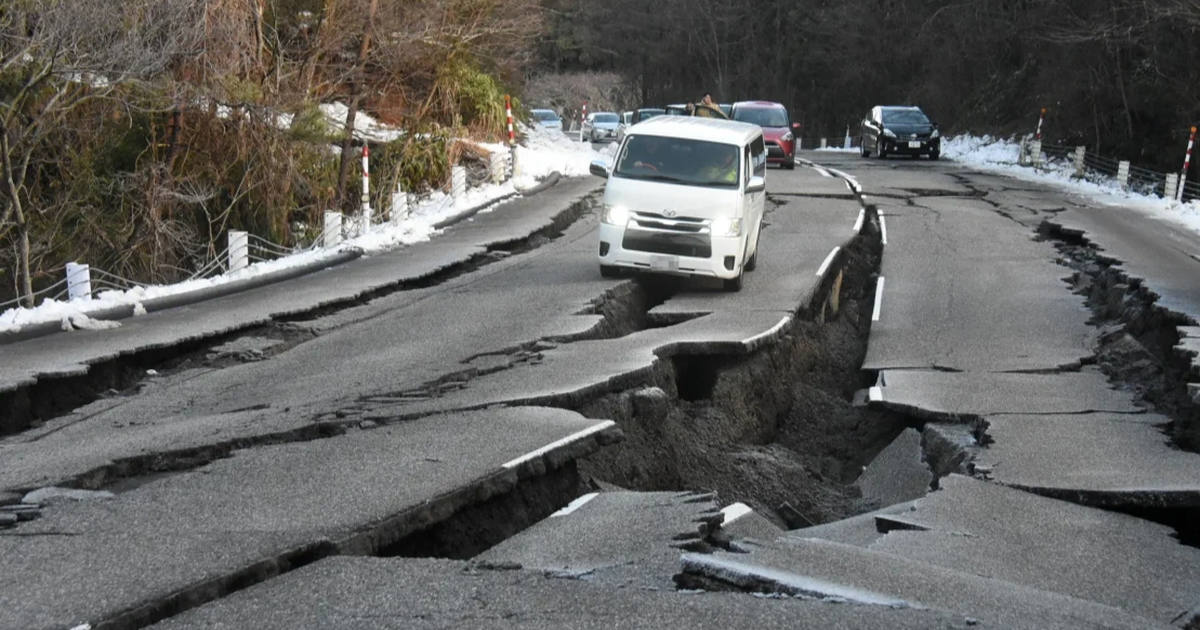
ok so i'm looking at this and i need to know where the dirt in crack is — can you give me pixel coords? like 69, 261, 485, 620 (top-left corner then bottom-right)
0, 194, 600, 439
1040, 220, 1200, 453
574, 209, 916, 528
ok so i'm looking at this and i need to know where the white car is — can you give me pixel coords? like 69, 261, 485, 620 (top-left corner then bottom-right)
582, 112, 621, 143
531, 109, 563, 132
589, 117, 768, 291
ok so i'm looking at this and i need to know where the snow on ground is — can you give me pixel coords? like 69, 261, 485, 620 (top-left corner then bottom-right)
938, 135, 1200, 235
0, 125, 612, 333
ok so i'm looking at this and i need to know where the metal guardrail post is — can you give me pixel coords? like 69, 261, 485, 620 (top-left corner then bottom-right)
228, 231, 248, 272
1030, 140, 1043, 168
324, 211, 343, 247
390, 184, 408, 225
66, 263, 92, 301
451, 165, 467, 201
1073, 146, 1086, 178
1117, 161, 1130, 190
1165, 173, 1179, 200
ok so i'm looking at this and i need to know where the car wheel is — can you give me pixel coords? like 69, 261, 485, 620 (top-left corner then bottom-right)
784, 157, 796, 170
877, 137, 888, 159
929, 151, 940, 161
861, 137, 871, 158
723, 271, 744, 292
600, 264, 620, 278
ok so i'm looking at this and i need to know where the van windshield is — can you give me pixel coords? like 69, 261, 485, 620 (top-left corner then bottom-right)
614, 135, 741, 188
733, 107, 789, 128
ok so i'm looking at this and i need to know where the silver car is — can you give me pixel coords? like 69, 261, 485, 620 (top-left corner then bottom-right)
531, 108, 563, 132
582, 112, 620, 143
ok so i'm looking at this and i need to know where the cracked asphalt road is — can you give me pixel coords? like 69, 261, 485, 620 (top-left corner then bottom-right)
4, 152, 1200, 630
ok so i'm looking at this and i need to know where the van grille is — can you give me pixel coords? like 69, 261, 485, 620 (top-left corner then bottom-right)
622, 230, 712, 258
631, 211, 708, 234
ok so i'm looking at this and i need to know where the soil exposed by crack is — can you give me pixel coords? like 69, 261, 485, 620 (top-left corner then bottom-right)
574, 212, 911, 527
1041, 221, 1200, 452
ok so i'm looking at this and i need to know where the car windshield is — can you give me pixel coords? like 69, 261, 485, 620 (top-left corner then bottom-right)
882, 109, 930, 125
533, 110, 560, 122
636, 109, 665, 122
594, 113, 619, 123
732, 107, 789, 128
614, 135, 741, 188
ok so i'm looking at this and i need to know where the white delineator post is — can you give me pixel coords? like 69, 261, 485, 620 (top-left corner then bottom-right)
505, 95, 515, 146
228, 230, 248, 272
1166, 173, 1180, 200
1073, 146, 1086, 178
360, 145, 372, 235
844, 126, 851, 150
1177, 125, 1196, 202
390, 183, 408, 225
65, 262, 92, 301
1030, 140, 1043, 168
820, 138, 827, 149
451, 165, 467, 201
1117, 161, 1130, 189
324, 211, 343, 247
489, 151, 506, 184
579, 101, 588, 142
1035, 107, 1046, 141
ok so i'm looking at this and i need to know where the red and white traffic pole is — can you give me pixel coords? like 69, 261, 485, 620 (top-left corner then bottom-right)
580, 101, 588, 142
1178, 125, 1196, 202
361, 145, 371, 233
504, 94, 515, 146
1035, 107, 1046, 140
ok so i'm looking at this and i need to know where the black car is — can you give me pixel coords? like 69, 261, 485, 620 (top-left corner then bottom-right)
860, 106, 940, 160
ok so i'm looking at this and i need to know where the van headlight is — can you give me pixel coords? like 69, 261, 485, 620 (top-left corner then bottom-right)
710, 217, 742, 237
602, 204, 630, 226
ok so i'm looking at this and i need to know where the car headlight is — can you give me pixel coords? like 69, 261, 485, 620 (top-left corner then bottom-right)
602, 204, 630, 226
882, 128, 897, 139
930, 128, 940, 139
710, 217, 742, 237
781, 132, 794, 142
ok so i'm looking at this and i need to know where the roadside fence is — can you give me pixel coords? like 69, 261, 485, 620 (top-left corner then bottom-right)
3, 128, 517, 312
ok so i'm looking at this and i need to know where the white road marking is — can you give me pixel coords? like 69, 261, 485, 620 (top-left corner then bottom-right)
872, 277, 885, 322
721, 502, 754, 525
853, 209, 865, 234
502, 420, 617, 469
879, 214, 888, 246
552, 492, 599, 517
814, 166, 833, 178
824, 167, 862, 193
868, 386, 883, 403
816, 247, 840, 277
742, 315, 791, 347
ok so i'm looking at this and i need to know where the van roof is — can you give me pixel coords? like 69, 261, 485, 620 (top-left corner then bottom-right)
627, 116, 762, 145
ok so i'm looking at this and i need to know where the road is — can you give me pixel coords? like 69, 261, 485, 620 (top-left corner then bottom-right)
2, 149, 1199, 630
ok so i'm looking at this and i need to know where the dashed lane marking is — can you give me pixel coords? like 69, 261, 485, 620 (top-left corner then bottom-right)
552, 492, 599, 517
853, 208, 865, 234
872, 277, 885, 322
816, 247, 841, 277
880, 214, 888, 246
502, 421, 617, 469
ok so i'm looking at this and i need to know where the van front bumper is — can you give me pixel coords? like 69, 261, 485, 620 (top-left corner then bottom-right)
598, 224, 745, 280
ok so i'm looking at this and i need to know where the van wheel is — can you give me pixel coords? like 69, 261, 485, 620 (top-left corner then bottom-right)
723, 272, 744, 292
745, 225, 761, 271
600, 264, 620, 278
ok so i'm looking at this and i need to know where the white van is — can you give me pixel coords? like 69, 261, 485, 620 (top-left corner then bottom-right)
589, 117, 768, 291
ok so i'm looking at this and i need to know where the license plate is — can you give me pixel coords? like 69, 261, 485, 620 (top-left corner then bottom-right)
650, 255, 680, 272
908, 141, 922, 149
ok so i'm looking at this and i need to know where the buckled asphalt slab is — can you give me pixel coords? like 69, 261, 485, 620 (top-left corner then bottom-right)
869, 475, 1200, 625
0, 407, 619, 630
144, 556, 963, 630
476, 490, 721, 589
0, 178, 602, 398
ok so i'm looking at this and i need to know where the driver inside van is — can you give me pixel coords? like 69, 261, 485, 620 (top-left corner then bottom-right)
700, 149, 738, 184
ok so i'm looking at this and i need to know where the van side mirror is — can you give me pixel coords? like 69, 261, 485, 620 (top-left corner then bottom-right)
589, 159, 610, 179
746, 175, 766, 193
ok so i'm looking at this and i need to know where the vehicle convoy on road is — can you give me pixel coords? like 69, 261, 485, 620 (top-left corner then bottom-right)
582, 111, 621, 142
860, 105, 941, 159
588, 116, 767, 291
730, 101, 799, 169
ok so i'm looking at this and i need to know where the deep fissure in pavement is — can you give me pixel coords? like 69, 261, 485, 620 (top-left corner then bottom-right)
1040, 221, 1200, 452
0, 193, 599, 440
570, 208, 918, 528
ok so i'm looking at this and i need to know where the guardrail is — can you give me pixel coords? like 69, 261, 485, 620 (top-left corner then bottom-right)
1018, 138, 1199, 202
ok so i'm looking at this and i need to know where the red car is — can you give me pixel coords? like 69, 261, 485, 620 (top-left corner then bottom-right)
730, 101, 800, 169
